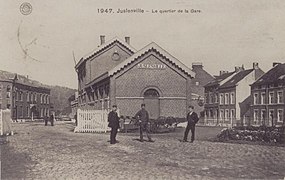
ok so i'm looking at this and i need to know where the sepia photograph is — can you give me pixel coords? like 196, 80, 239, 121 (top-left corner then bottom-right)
0, 0, 285, 179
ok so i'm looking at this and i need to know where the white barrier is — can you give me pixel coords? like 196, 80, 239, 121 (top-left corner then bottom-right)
0, 109, 12, 136
74, 109, 110, 133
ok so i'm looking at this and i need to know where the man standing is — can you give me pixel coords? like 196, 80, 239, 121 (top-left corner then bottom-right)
135, 104, 154, 142
182, 105, 199, 143
108, 105, 120, 144
44, 113, 49, 126
50, 113, 54, 126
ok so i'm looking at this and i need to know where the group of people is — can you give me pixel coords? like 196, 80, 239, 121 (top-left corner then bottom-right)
107, 104, 199, 144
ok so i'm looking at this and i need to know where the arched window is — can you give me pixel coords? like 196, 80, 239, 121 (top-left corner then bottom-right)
144, 89, 160, 98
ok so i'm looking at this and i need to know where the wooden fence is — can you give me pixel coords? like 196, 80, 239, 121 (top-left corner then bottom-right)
0, 109, 12, 136
74, 109, 110, 133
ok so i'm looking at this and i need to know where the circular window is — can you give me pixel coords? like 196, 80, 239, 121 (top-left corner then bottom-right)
112, 52, 120, 61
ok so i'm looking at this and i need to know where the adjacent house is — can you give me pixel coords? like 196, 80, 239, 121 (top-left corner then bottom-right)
204, 63, 264, 127
250, 63, 285, 127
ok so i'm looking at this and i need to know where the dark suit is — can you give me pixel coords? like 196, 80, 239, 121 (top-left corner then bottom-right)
135, 109, 152, 141
183, 111, 199, 142
108, 111, 120, 144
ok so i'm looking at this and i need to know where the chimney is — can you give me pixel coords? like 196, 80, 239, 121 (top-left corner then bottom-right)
253, 62, 259, 69
192, 62, 203, 70
125, 37, 130, 44
219, 70, 230, 76
235, 66, 244, 73
273, 62, 281, 67
100, 35, 105, 45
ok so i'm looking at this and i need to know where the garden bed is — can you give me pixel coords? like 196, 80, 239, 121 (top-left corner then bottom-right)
217, 126, 285, 144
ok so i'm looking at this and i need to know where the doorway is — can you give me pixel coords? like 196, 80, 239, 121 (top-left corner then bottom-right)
143, 88, 160, 120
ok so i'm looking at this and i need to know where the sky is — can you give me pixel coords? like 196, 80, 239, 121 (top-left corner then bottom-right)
1, 0, 285, 89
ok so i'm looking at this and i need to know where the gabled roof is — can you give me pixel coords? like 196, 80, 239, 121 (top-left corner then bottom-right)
0, 70, 49, 90
204, 71, 235, 87
108, 42, 195, 78
75, 37, 137, 69
219, 69, 254, 89
252, 63, 285, 86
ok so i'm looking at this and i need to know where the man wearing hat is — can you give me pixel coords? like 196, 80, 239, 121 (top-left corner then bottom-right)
134, 104, 154, 142
182, 105, 199, 143
108, 105, 120, 144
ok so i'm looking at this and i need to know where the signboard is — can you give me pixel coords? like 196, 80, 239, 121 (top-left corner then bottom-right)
137, 63, 166, 70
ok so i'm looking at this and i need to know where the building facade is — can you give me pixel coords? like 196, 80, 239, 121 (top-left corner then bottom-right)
204, 63, 264, 126
75, 36, 215, 119
0, 72, 51, 120
250, 63, 285, 127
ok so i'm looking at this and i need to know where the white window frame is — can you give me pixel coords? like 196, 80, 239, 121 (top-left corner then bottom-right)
254, 109, 259, 122
269, 109, 274, 123
209, 93, 213, 104
220, 94, 224, 105
277, 109, 283, 123
253, 93, 259, 105
230, 92, 235, 104
225, 93, 229, 105
277, 91, 283, 104
269, 92, 274, 104
261, 92, 265, 105
261, 109, 266, 121
231, 109, 235, 119
225, 109, 229, 121
220, 109, 224, 119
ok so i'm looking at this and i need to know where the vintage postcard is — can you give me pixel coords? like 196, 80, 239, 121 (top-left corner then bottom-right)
1, 0, 285, 179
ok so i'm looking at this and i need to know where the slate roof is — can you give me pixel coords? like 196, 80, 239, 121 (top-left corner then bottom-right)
252, 63, 285, 86
75, 37, 137, 69
219, 69, 254, 89
108, 42, 195, 78
0, 70, 49, 89
204, 71, 235, 87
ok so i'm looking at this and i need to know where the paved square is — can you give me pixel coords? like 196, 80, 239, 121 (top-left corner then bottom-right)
1, 122, 285, 179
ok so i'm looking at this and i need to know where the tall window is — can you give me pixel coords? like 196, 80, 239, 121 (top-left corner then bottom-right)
27, 92, 30, 102
47, 96, 50, 104
40, 94, 43, 103
225, 109, 229, 121
261, 92, 266, 105
277, 91, 283, 104
253, 93, 259, 105
27, 106, 30, 117
269, 109, 274, 125
261, 110, 266, 123
219, 94, 224, 105
231, 109, 235, 119
209, 93, 213, 104
269, 92, 274, 104
230, 92, 235, 104
215, 94, 218, 103
254, 110, 259, 122
277, 109, 283, 123
220, 110, 224, 120
225, 93, 229, 105
205, 93, 208, 104
6, 85, 11, 98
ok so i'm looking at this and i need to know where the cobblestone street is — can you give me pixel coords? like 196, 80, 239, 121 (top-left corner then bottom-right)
1, 122, 285, 179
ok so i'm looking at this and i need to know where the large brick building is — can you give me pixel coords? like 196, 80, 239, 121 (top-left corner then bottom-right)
204, 63, 264, 126
75, 36, 213, 119
250, 63, 285, 127
0, 71, 51, 120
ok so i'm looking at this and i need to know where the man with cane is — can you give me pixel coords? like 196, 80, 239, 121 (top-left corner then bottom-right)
135, 104, 154, 142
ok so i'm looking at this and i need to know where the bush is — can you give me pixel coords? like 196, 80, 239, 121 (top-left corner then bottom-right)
217, 126, 285, 144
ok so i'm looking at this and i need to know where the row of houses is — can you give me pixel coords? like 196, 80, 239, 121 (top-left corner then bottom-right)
0, 71, 51, 120
204, 63, 285, 127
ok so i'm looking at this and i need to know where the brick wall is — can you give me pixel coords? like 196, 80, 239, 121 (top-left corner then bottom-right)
113, 51, 189, 118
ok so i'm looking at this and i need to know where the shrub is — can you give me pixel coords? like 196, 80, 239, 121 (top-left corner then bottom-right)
217, 126, 285, 144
